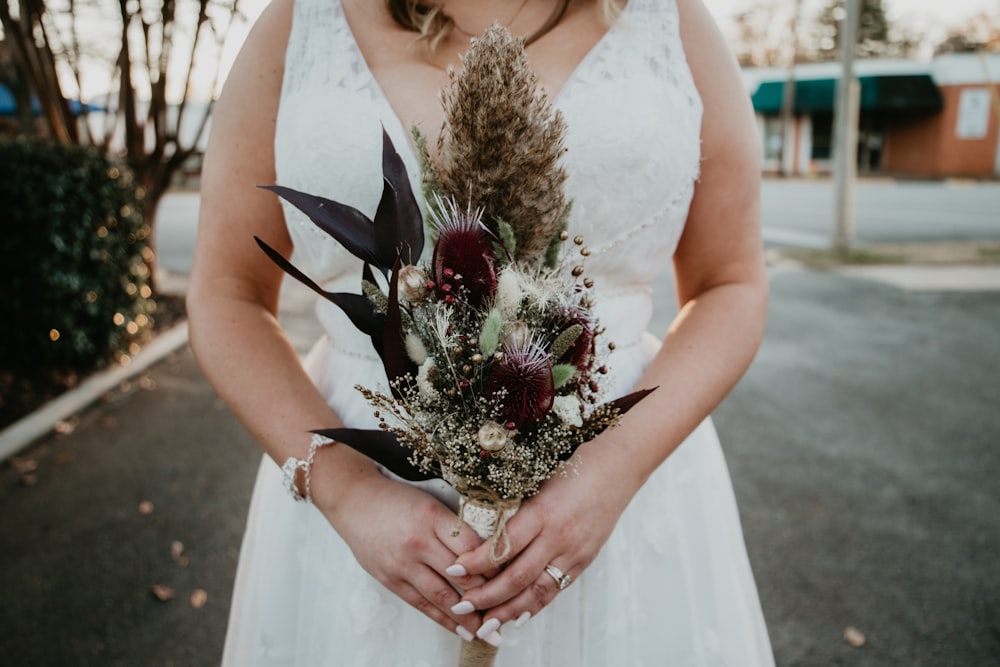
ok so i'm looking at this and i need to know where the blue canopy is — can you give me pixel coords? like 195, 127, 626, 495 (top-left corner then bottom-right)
0, 83, 101, 117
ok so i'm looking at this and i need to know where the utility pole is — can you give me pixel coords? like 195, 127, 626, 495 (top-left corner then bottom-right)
778, 0, 803, 177
832, 0, 861, 252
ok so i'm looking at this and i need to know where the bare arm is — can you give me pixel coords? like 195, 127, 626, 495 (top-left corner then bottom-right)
187, 0, 485, 638
451, 0, 768, 629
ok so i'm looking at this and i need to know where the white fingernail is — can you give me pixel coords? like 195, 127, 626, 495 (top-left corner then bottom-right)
456, 626, 475, 642
446, 564, 467, 577
514, 611, 531, 628
451, 600, 475, 615
483, 630, 503, 647
476, 617, 501, 639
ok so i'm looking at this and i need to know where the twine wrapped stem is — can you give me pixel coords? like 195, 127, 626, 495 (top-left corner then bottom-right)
459, 637, 499, 667
453, 491, 521, 667
454, 490, 521, 563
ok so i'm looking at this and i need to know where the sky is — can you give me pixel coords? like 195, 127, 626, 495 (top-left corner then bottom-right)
222, 0, 998, 71
703, 0, 998, 56
706, 0, 997, 23
63, 0, 998, 102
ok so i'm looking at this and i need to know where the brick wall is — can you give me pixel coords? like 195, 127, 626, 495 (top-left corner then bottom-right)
885, 84, 999, 178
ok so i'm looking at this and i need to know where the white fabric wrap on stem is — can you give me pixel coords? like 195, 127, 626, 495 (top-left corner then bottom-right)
457, 494, 521, 561
454, 494, 521, 667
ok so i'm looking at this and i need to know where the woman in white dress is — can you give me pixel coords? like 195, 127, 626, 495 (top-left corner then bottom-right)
189, 0, 775, 664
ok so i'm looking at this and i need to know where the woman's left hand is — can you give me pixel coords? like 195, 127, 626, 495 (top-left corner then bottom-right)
446, 436, 639, 636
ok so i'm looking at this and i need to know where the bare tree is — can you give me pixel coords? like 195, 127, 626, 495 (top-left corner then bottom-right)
0, 0, 78, 141
731, 2, 787, 67
935, 12, 1000, 54
1, 0, 245, 288
815, 0, 913, 60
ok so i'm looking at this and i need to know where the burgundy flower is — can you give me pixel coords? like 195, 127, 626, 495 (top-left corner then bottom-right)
555, 306, 595, 371
486, 339, 555, 428
432, 208, 497, 307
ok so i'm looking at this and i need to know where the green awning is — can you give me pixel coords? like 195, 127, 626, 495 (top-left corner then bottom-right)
751, 75, 943, 114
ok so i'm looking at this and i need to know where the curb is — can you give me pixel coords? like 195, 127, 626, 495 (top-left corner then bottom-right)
0, 321, 190, 463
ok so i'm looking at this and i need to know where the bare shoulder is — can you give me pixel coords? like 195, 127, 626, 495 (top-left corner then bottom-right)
674, 0, 756, 155
192, 0, 295, 306
671, 0, 764, 300
206, 0, 294, 175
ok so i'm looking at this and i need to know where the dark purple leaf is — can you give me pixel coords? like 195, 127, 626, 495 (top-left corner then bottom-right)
255, 237, 382, 337
312, 428, 438, 481
260, 184, 383, 270
607, 387, 657, 415
378, 129, 425, 264
382, 257, 417, 397
362, 261, 379, 288
559, 387, 658, 461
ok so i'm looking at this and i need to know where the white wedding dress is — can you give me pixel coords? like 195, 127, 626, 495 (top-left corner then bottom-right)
222, 0, 774, 664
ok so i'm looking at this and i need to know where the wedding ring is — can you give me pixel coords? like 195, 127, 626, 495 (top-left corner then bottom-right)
544, 563, 572, 590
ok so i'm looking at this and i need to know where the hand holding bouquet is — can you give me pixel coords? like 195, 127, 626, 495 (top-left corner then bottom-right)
257, 26, 653, 666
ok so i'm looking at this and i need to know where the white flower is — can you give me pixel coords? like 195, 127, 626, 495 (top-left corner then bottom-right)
553, 395, 583, 427
405, 332, 428, 365
495, 269, 523, 318
502, 320, 530, 348
478, 421, 512, 452
417, 359, 438, 399
397, 265, 429, 302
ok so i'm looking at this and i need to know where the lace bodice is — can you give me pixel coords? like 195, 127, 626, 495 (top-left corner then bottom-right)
275, 0, 703, 349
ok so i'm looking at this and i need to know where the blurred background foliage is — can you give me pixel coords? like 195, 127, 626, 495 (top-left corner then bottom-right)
730, 0, 1000, 68
0, 138, 154, 425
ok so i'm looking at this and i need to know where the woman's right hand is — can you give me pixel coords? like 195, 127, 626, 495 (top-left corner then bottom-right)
314, 460, 490, 640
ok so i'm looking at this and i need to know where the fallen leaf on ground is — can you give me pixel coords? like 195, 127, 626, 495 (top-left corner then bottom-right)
138, 375, 157, 390
53, 418, 78, 435
151, 584, 175, 602
52, 450, 75, 465
138, 500, 155, 515
190, 589, 208, 609
19, 473, 39, 487
101, 416, 119, 429
11, 458, 38, 474
843, 626, 866, 648
170, 540, 190, 566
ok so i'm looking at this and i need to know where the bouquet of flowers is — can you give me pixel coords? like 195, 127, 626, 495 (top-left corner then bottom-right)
257, 26, 653, 665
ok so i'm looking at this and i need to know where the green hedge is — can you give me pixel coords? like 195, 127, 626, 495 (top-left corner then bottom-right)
0, 138, 154, 385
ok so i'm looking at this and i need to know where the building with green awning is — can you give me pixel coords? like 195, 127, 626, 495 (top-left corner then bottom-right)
752, 75, 943, 115
745, 55, 999, 179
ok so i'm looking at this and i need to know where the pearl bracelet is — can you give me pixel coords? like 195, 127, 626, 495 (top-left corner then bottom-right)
281, 433, 336, 503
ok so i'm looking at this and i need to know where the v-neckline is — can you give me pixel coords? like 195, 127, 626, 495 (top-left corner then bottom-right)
335, 0, 630, 165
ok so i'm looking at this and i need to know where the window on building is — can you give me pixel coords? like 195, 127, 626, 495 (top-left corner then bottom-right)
811, 113, 833, 161
763, 116, 784, 161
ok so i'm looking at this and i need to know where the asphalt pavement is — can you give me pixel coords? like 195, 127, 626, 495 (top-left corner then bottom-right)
2, 197, 999, 665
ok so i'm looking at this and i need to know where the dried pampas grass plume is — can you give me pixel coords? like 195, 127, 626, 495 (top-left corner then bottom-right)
420, 24, 569, 264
